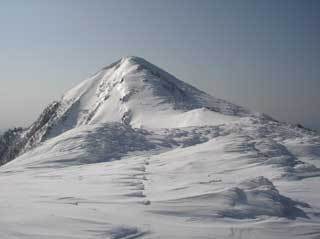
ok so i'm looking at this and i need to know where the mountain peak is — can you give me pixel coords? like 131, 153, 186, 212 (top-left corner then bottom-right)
120, 55, 144, 62
1, 55, 319, 239
0, 57, 256, 163
42, 56, 255, 137
101, 56, 148, 72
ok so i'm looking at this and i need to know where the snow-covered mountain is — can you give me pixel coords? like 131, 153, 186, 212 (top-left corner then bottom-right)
0, 56, 254, 165
1, 56, 320, 239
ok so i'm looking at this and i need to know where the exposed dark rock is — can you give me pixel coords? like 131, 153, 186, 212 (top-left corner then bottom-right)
0, 101, 61, 166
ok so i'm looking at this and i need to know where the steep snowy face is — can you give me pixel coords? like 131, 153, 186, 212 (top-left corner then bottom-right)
20, 56, 254, 148
2, 56, 256, 165
57, 56, 251, 130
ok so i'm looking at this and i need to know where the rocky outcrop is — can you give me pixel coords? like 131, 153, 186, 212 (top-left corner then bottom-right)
0, 101, 61, 165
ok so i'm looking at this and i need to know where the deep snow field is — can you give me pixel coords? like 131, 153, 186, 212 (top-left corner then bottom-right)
1, 57, 320, 239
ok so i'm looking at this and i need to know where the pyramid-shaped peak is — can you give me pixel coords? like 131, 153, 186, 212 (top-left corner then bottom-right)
101, 56, 151, 72
120, 55, 145, 62
0, 56, 263, 165
88, 56, 252, 120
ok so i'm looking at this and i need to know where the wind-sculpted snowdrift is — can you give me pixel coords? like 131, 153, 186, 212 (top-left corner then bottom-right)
1, 56, 320, 239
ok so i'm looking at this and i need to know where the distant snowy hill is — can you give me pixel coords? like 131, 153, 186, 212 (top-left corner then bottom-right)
1, 57, 320, 239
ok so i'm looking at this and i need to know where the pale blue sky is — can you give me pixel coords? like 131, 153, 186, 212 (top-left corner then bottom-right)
0, 0, 319, 130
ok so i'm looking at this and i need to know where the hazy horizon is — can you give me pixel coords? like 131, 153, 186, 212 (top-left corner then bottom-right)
0, 1, 319, 131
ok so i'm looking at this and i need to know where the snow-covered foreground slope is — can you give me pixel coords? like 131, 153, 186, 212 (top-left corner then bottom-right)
1, 57, 320, 238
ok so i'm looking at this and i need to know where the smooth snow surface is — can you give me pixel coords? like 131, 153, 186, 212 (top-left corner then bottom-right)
1, 56, 320, 239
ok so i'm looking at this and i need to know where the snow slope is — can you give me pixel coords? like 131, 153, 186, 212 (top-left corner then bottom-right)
1, 56, 320, 239
21, 56, 255, 150
1, 56, 254, 165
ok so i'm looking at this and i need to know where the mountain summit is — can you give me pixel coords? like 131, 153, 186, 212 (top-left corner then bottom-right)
51, 56, 251, 131
1, 57, 320, 239
1, 56, 256, 164
48, 56, 252, 131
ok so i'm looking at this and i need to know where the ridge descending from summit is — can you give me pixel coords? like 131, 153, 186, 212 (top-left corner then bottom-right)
1, 56, 259, 165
